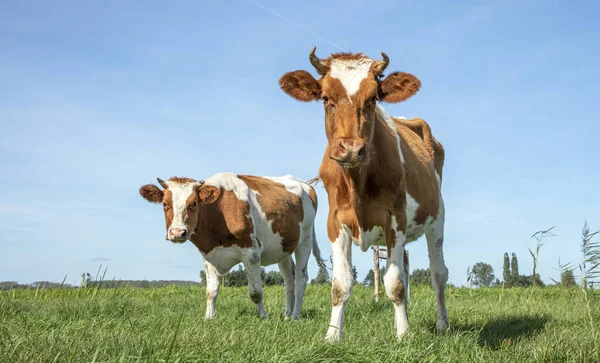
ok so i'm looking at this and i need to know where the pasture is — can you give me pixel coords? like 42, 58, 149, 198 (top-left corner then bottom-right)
1, 285, 598, 362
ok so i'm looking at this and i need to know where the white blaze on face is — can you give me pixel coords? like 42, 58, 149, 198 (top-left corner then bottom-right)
165, 181, 199, 231
329, 58, 374, 97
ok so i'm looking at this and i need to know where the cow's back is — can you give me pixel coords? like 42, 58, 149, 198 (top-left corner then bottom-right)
394, 118, 445, 238
238, 175, 316, 257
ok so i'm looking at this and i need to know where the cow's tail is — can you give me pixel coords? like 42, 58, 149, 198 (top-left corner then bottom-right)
311, 226, 327, 271
404, 248, 410, 300
306, 176, 321, 186
291, 255, 296, 278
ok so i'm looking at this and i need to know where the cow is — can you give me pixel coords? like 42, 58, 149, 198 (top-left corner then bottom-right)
139, 172, 325, 320
278, 47, 449, 341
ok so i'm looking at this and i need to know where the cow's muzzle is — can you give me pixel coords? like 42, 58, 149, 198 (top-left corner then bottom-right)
329, 139, 366, 168
168, 227, 188, 243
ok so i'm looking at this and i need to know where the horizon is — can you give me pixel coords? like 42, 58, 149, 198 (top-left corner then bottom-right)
1, 0, 599, 286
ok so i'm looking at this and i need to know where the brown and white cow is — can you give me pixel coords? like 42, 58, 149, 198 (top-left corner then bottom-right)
139, 172, 324, 320
279, 48, 449, 341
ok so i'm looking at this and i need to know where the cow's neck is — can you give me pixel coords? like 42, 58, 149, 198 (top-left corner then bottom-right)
321, 109, 404, 239
325, 166, 362, 240
190, 204, 223, 254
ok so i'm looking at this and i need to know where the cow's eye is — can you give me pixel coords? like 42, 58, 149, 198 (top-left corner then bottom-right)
322, 95, 329, 102
163, 203, 170, 209
188, 202, 197, 209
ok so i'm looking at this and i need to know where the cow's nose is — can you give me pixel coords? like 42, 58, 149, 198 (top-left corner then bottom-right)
339, 140, 365, 159
169, 228, 188, 240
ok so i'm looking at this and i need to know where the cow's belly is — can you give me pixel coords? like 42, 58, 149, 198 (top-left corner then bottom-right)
253, 219, 305, 266
356, 192, 437, 250
357, 226, 385, 251
204, 246, 245, 275
405, 218, 434, 243
259, 234, 296, 266
405, 192, 436, 243
203, 241, 294, 275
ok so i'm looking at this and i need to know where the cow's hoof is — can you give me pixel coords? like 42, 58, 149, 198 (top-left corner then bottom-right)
396, 328, 410, 340
436, 318, 450, 333
325, 328, 341, 343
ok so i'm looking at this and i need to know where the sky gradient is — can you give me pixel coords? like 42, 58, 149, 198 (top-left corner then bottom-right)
1, 0, 599, 286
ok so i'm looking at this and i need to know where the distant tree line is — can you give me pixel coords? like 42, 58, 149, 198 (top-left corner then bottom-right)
465, 251, 576, 289
4, 221, 597, 291
208, 263, 356, 287
200, 265, 287, 287
0, 279, 202, 290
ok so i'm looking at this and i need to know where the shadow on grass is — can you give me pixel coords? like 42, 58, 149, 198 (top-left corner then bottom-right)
232, 306, 323, 320
301, 308, 321, 320
447, 314, 550, 349
477, 315, 550, 349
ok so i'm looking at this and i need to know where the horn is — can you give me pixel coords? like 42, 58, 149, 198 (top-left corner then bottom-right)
309, 46, 329, 75
157, 178, 168, 189
372, 52, 390, 76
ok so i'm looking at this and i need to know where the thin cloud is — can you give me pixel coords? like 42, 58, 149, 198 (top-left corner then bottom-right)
90, 257, 111, 262
246, 0, 345, 50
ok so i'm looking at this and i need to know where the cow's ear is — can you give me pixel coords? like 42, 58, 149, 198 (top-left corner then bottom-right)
139, 184, 163, 203
279, 70, 322, 102
378, 72, 421, 103
198, 185, 220, 204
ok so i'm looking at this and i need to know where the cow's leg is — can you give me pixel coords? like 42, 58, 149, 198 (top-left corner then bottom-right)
384, 227, 409, 339
204, 259, 221, 320
325, 225, 353, 342
425, 200, 450, 332
278, 256, 295, 318
244, 254, 267, 318
291, 235, 311, 319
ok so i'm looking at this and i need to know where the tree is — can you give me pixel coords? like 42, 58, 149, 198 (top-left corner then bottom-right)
503, 253, 510, 284
311, 265, 330, 285
0, 281, 30, 290
363, 269, 374, 286
560, 269, 576, 287
410, 268, 431, 286
0, 281, 19, 290
514, 274, 545, 287
223, 265, 247, 287
199, 270, 206, 286
352, 265, 358, 285
471, 262, 495, 287
31, 281, 63, 289
263, 270, 284, 286
511, 253, 519, 281
363, 267, 385, 287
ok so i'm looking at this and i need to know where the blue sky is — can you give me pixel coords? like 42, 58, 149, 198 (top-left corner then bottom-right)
1, 0, 599, 286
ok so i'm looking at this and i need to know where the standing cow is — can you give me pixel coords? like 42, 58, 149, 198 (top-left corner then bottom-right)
139, 172, 325, 319
279, 47, 449, 341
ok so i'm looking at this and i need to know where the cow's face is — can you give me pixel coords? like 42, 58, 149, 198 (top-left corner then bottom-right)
279, 47, 421, 169
139, 177, 220, 243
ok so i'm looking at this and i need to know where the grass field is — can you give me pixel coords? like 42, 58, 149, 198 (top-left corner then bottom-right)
1, 284, 599, 362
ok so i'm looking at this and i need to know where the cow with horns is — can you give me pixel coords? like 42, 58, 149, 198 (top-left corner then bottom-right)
279, 47, 449, 341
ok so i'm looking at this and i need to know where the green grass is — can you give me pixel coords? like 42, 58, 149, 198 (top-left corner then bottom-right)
1, 285, 599, 362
